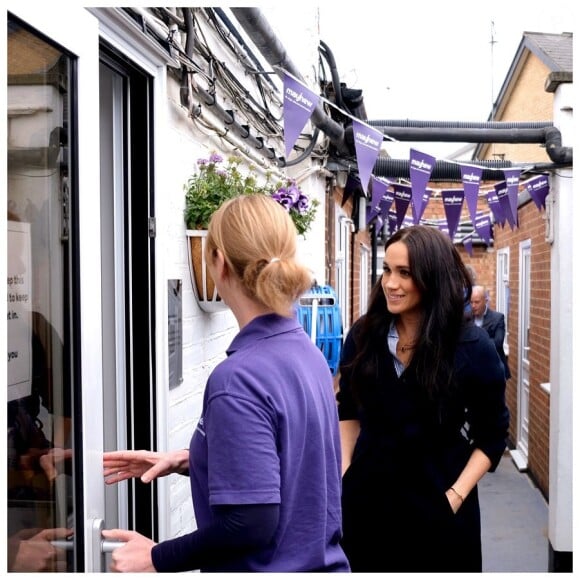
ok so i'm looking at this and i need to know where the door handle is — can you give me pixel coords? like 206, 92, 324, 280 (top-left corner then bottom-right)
51, 519, 125, 572
90, 518, 125, 571
51, 539, 125, 552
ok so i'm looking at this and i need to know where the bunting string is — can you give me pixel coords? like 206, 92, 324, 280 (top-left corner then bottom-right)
275, 66, 552, 241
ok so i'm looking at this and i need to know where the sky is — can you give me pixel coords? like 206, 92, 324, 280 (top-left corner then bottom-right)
263, 0, 576, 158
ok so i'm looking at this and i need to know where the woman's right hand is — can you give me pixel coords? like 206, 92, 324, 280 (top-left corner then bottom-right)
103, 449, 189, 484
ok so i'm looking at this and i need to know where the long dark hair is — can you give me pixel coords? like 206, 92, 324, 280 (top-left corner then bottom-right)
344, 225, 472, 402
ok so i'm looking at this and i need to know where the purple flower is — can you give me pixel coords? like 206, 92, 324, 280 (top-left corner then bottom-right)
271, 190, 294, 211
197, 158, 209, 167
209, 152, 223, 164
295, 193, 310, 213
285, 182, 301, 204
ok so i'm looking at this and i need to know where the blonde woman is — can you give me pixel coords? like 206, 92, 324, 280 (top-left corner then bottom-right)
102, 195, 349, 573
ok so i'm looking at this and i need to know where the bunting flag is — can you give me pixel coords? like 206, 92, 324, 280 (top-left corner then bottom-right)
524, 174, 550, 211
486, 188, 505, 226
419, 189, 433, 223
352, 118, 383, 195
341, 173, 362, 207
387, 210, 398, 237
474, 212, 492, 245
366, 176, 389, 225
366, 209, 379, 226
504, 168, 522, 229
460, 164, 484, 226
392, 183, 412, 228
462, 235, 474, 257
379, 187, 395, 220
494, 181, 516, 230
441, 189, 465, 240
370, 177, 389, 212
409, 149, 435, 223
282, 73, 320, 159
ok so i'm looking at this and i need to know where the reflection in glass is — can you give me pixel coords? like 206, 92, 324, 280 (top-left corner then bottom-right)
7, 18, 75, 572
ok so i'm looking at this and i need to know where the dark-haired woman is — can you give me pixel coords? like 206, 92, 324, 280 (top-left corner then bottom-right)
337, 225, 509, 572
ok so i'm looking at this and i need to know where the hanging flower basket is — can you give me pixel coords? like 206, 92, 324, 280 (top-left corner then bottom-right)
183, 152, 319, 312
186, 229, 228, 313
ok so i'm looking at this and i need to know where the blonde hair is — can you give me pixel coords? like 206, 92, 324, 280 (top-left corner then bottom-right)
205, 194, 313, 316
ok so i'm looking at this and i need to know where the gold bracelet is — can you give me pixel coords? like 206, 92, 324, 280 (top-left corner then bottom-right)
450, 486, 465, 502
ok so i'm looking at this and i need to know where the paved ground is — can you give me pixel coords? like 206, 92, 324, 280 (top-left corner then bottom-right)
479, 451, 550, 572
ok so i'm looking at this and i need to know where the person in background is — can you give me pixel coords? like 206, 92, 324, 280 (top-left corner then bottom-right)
470, 285, 511, 380
463, 264, 477, 316
101, 194, 350, 573
337, 225, 509, 572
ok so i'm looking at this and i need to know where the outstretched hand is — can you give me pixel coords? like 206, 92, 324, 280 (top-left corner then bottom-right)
103, 449, 189, 484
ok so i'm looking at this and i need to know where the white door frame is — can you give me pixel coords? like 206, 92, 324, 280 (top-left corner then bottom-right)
335, 208, 352, 334
90, 6, 175, 543
511, 239, 531, 470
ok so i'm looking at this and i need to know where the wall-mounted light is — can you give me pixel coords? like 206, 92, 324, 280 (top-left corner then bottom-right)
336, 170, 348, 188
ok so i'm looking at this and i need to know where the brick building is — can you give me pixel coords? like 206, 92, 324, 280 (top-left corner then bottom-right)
475, 32, 573, 500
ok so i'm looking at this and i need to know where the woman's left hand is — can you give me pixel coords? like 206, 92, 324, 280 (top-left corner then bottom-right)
101, 529, 157, 572
445, 489, 463, 514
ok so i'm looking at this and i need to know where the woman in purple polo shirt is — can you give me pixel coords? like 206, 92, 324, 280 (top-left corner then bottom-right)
102, 194, 350, 573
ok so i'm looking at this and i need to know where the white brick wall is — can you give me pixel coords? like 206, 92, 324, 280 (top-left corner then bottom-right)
153, 8, 325, 540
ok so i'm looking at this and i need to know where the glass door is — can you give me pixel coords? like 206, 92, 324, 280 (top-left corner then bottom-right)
7, 8, 106, 572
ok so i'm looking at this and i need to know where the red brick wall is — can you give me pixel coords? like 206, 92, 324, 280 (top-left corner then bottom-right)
494, 198, 551, 497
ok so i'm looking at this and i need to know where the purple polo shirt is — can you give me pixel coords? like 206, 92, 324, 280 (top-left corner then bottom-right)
189, 313, 349, 572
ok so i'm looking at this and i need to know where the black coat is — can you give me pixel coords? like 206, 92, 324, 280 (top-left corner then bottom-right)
481, 308, 511, 379
337, 322, 509, 572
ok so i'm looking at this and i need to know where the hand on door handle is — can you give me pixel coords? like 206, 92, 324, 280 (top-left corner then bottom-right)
101, 528, 157, 572
9, 527, 73, 572
50, 537, 126, 552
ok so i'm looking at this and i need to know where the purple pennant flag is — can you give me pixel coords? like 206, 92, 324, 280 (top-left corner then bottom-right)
494, 181, 515, 230
366, 208, 379, 226
370, 176, 389, 214
441, 189, 465, 240
282, 73, 320, 159
409, 149, 435, 223
474, 212, 492, 245
463, 235, 473, 257
379, 188, 395, 219
387, 210, 398, 236
460, 164, 483, 225
352, 118, 383, 195
524, 174, 550, 211
486, 188, 505, 226
392, 183, 412, 228
503, 168, 521, 228
366, 177, 389, 225
420, 189, 433, 222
